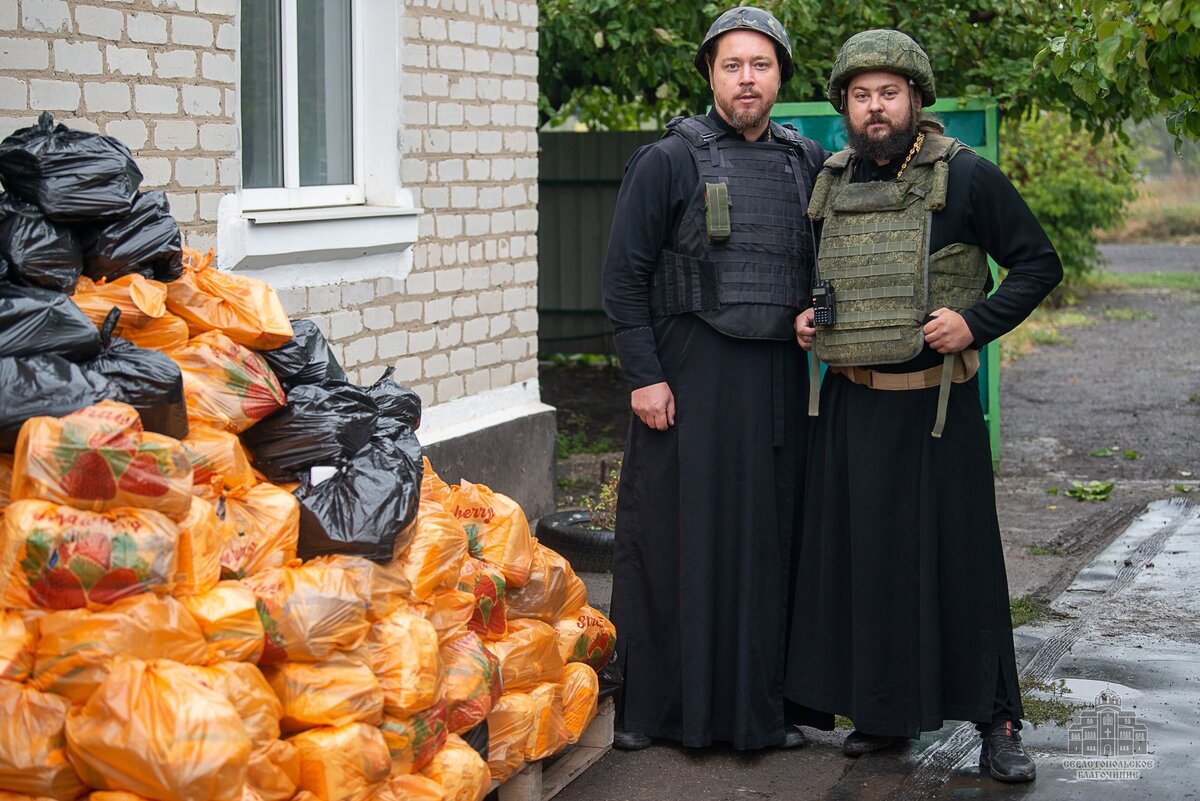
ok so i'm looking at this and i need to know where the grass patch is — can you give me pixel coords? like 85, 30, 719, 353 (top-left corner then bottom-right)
1101, 176, 1200, 244
1088, 271, 1200, 292
834, 715, 854, 730
1010, 595, 1050, 628
555, 429, 615, 459
1020, 677, 1084, 727
1101, 307, 1155, 321
999, 308, 1094, 366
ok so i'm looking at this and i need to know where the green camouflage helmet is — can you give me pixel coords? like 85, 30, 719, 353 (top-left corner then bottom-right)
827, 29, 936, 113
694, 6, 795, 84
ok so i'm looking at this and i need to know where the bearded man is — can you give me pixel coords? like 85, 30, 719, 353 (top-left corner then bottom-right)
785, 30, 1062, 783
601, 6, 826, 751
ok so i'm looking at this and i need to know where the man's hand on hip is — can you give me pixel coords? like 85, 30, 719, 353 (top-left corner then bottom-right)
631, 382, 675, 431
794, 308, 816, 351
923, 308, 974, 354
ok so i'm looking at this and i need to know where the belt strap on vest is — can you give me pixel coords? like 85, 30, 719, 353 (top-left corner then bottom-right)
811, 349, 981, 437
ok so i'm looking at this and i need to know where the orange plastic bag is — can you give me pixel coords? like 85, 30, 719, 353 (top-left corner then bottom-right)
419, 734, 489, 801
416, 590, 474, 645
243, 561, 369, 665
559, 663, 599, 744
419, 459, 451, 505
174, 495, 225, 597
457, 557, 506, 639
70, 275, 190, 351
524, 682, 570, 761
488, 619, 563, 692
288, 722, 391, 801
167, 248, 293, 350
171, 331, 286, 433
190, 661, 282, 748
218, 482, 300, 579
485, 692, 533, 783
439, 632, 501, 734
179, 580, 266, 663
246, 739, 300, 801
265, 651, 384, 734
0, 683, 87, 799
1, 500, 180, 610
443, 481, 534, 588
12, 401, 194, 520
181, 425, 257, 496
0, 454, 13, 511
71, 274, 165, 327
367, 610, 441, 718
64, 658, 251, 801
0, 610, 34, 683
373, 773, 443, 801
553, 605, 617, 672
379, 698, 448, 776
504, 544, 587, 622
396, 500, 469, 601
32, 593, 211, 704
309, 555, 412, 624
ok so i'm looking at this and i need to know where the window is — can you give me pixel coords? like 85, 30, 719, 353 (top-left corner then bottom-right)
241, 0, 363, 210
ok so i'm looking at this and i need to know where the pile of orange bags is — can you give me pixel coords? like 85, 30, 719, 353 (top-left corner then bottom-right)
0, 234, 617, 799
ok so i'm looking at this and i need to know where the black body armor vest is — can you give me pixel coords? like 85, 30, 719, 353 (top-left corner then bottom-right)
649, 115, 816, 329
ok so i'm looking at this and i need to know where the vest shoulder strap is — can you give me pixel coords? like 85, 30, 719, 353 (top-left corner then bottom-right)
664, 115, 724, 148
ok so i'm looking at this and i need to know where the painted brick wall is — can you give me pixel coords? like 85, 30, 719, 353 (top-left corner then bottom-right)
0, 0, 238, 252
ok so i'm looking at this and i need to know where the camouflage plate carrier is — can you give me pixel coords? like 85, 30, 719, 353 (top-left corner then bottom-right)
807, 131, 990, 435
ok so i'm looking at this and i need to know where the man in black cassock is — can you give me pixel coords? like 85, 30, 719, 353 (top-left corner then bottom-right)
786, 30, 1062, 783
601, 6, 826, 751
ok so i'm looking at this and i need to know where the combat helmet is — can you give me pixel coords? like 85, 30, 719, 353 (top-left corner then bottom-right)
694, 6, 794, 84
827, 29, 936, 113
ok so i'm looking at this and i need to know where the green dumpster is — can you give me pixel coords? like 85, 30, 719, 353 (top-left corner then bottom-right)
772, 98, 1003, 468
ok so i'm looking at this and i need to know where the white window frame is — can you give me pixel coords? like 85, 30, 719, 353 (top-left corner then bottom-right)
241, 0, 366, 212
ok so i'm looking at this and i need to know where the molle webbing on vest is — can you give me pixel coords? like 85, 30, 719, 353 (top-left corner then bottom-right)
810, 133, 985, 368
649, 115, 814, 318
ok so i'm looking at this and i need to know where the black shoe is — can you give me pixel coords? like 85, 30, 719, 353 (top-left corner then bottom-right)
979, 720, 1036, 783
841, 729, 908, 757
780, 724, 807, 749
613, 730, 652, 750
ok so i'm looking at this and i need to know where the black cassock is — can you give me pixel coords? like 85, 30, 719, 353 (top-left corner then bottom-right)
784, 146, 1062, 737
611, 313, 807, 749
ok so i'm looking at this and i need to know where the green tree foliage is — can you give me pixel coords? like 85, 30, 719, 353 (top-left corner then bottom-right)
539, 0, 1077, 128
1000, 109, 1138, 298
1038, 1, 1200, 146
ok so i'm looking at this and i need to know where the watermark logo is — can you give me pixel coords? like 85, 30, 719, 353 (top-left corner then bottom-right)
1062, 689, 1155, 780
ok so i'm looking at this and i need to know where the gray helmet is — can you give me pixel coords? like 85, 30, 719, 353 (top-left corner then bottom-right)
694, 6, 794, 84
827, 29, 936, 113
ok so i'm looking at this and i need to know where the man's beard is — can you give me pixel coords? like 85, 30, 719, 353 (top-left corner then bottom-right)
716, 91, 769, 134
846, 111, 918, 163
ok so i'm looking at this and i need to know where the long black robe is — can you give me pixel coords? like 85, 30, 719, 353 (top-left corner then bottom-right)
603, 112, 825, 749
784, 143, 1062, 737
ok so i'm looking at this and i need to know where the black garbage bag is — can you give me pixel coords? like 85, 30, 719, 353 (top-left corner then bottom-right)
596, 648, 623, 701
259, 318, 347, 389
240, 382, 379, 482
0, 281, 100, 360
0, 193, 83, 291
374, 416, 423, 466
81, 190, 183, 283
0, 112, 141, 222
0, 353, 114, 449
460, 719, 489, 762
82, 310, 188, 439
294, 432, 422, 563
366, 366, 422, 429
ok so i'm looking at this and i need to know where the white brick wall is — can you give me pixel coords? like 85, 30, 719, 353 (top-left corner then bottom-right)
0, 0, 237, 245
4, 0, 541, 416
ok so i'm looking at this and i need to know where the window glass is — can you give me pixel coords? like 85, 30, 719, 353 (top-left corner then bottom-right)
240, 1, 283, 189
297, 0, 353, 186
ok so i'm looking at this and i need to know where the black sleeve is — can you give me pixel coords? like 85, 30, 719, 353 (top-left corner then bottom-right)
956, 156, 1063, 348
601, 138, 694, 390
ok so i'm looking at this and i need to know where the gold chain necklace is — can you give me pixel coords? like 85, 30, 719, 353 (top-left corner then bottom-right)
895, 132, 925, 180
